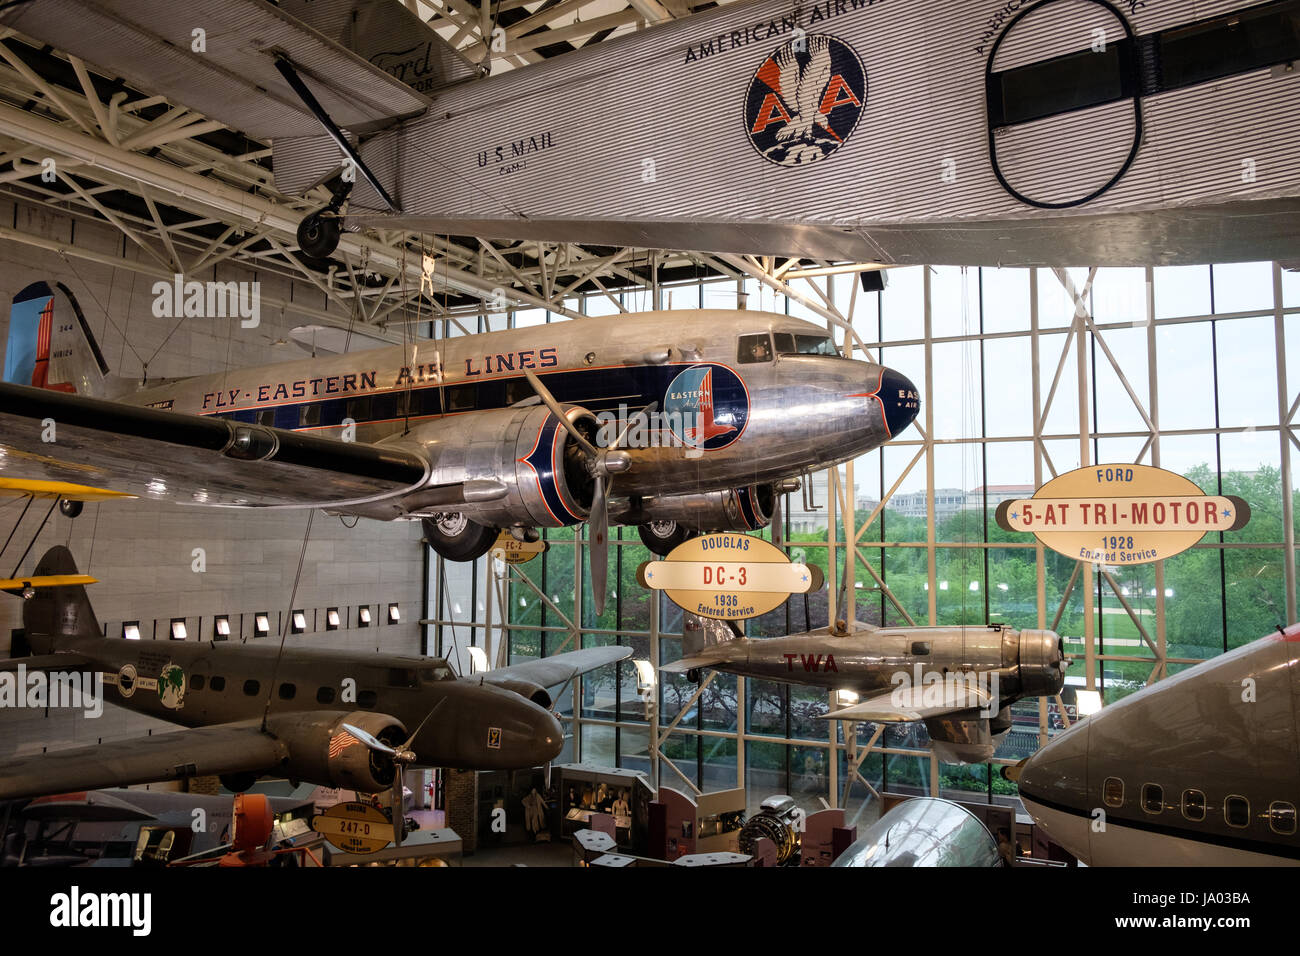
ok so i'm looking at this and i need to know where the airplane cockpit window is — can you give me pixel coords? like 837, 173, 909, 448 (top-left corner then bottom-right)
1225, 795, 1250, 829
1103, 776, 1124, 807
1181, 789, 1206, 822
738, 333, 773, 364
1269, 801, 1296, 835
421, 665, 454, 682
1141, 783, 1164, 814
388, 668, 419, 688
772, 332, 838, 357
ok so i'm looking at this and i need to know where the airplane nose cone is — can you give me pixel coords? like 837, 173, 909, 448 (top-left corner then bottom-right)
877, 368, 919, 437
490, 697, 563, 769
1017, 720, 1093, 863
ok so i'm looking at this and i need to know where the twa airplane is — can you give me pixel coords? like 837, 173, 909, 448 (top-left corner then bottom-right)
0, 282, 918, 610
3, 0, 1299, 265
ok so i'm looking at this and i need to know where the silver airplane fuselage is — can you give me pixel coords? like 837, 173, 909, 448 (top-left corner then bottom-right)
1017, 628, 1300, 866
124, 310, 917, 525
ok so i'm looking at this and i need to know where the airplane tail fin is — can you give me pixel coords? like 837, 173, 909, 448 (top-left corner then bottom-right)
4, 281, 111, 398
682, 613, 743, 659
11, 547, 102, 654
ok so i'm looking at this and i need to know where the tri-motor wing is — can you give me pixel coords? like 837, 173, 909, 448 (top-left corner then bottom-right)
0, 0, 431, 140
0, 382, 429, 509
0, 722, 289, 802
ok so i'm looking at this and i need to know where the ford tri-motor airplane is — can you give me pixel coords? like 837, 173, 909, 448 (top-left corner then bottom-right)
0, 547, 631, 815
665, 613, 1067, 762
3, 0, 1299, 265
0, 283, 919, 612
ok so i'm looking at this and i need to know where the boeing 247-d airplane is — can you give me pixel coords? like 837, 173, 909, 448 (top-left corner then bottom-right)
0, 546, 630, 809
0, 282, 919, 611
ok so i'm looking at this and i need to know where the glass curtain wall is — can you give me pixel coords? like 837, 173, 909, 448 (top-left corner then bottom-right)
430, 262, 1300, 821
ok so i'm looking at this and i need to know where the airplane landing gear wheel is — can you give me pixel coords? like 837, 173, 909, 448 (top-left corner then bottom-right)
638, 520, 695, 556
297, 211, 340, 259
58, 499, 83, 519
686, 668, 701, 684
423, 514, 497, 562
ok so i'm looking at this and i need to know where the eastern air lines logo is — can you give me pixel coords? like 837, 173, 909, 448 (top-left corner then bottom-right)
664, 365, 749, 451
744, 35, 867, 167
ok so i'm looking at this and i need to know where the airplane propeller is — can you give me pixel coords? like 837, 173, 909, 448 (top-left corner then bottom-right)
343, 702, 442, 848
521, 368, 654, 616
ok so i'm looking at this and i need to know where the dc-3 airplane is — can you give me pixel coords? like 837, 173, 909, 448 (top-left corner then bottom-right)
0, 282, 919, 611
0, 546, 631, 825
1014, 625, 1300, 866
4, 0, 1300, 266
664, 612, 1067, 762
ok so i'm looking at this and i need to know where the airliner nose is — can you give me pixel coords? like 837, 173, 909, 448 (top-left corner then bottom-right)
1016, 720, 1093, 863
877, 368, 919, 437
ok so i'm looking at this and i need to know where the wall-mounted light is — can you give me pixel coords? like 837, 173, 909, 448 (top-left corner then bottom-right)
214, 615, 231, 640
358, 606, 371, 627
1076, 690, 1103, 717
387, 603, 401, 624
291, 610, 306, 634
467, 645, 489, 674
326, 608, 340, 631
836, 689, 860, 707
170, 618, 187, 640
122, 621, 140, 641
254, 612, 270, 638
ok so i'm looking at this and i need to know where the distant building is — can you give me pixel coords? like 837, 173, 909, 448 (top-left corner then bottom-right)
888, 484, 1035, 519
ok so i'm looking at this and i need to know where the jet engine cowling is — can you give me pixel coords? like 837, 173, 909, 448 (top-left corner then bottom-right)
623, 483, 776, 532
266, 710, 407, 794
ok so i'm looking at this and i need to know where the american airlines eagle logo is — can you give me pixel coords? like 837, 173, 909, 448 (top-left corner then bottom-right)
744, 35, 867, 167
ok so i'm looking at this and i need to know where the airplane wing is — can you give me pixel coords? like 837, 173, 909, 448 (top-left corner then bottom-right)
0, 0, 430, 140
0, 382, 429, 509
659, 654, 728, 674
0, 653, 94, 673
820, 684, 995, 723
0, 723, 289, 802
483, 646, 633, 690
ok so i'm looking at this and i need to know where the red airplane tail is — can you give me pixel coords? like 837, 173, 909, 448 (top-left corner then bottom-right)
684, 369, 736, 445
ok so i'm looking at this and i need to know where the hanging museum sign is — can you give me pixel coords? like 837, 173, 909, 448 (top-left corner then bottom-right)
994, 464, 1250, 565
636, 531, 823, 621
490, 531, 548, 564
312, 801, 392, 855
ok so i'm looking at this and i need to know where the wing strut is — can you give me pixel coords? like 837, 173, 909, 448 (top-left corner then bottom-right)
272, 54, 400, 214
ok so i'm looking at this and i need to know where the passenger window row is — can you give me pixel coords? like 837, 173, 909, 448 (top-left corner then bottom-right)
1103, 777, 1296, 836
183, 675, 377, 709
